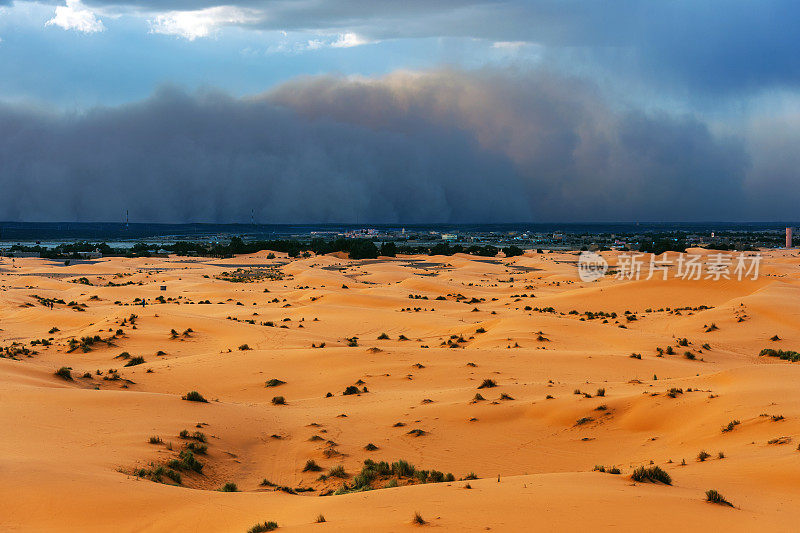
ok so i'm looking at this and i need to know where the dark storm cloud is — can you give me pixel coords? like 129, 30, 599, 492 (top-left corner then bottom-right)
0, 69, 760, 223
67, 0, 800, 94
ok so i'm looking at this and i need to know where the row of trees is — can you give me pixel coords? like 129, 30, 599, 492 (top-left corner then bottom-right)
7, 237, 525, 260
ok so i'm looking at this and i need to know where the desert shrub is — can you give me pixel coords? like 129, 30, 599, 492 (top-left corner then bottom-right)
477, 379, 497, 389
55, 367, 73, 380
392, 459, 415, 478
247, 521, 278, 532
328, 465, 347, 478
219, 482, 238, 492
705, 489, 733, 506
631, 465, 672, 485
378, 333, 390, 340
265, 379, 286, 387
575, 417, 594, 426
596, 388, 605, 397
171, 450, 203, 473
499, 393, 514, 400
315, 514, 326, 523
759, 348, 800, 362
722, 420, 740, 432
124, 356, 145, 367
667, 388, 683, 398
149, 436, 163, 444
182, 391, 208, 403
185, 442, 207, 454
343, 385, 360, 395
165, 469, 181, 484
239, 344, 251, 351
684, 351, 696, 360
303, 460, 322, 472
697, 450, 711, 462
271, 396, 286, 405
364, 443, 379, 451
412, 512, 426, 525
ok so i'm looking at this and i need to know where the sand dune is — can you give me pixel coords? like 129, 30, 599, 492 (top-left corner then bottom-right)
1, 249, 799, 531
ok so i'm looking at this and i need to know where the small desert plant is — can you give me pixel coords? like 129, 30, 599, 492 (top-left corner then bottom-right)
165, 469, 181, 484
477, 379, 497, 389
328, 465, 347, 478
303, 460, 322, 472
271, 396, 286, 405
315, 514, 326, 523
631, 465, 672, 485
722, 420, 740, 432
265, 379, 286, 387
378, 332, 390, 339
247, 521, 278, 532
219, 482, 238, 492
364, 443, 379, 451
596, 388, 605, 397
343, 385, 360, 395
697, 450, 711, 462
182, 391, 208, 403
124, 356, 145, 367
412, 512, 426, 525
575, 417, 594, 426
239, 344, 251, 351
55, 367, 73, 380
149, 436, 163, 444
705, 489, 733, 507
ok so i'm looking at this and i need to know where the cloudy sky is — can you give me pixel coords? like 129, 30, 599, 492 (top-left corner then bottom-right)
0, 0, 798, 223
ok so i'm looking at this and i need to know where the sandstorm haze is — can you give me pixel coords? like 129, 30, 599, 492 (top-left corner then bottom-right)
0, 0, 798, 222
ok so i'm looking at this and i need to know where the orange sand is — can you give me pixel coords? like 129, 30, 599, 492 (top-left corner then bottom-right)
1, 249, 799, 531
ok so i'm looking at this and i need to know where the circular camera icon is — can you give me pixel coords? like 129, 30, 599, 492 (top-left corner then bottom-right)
577, 251, 608, 282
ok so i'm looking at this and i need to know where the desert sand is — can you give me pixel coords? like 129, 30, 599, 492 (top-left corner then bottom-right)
1, 249, 799, 532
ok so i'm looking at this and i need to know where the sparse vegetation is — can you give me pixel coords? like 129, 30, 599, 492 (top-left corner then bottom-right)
247, 521, 278, 532
54, 367, 72, 380
705, 489, 733, 507
631, 465, 672, 485
182, 391, 208, 403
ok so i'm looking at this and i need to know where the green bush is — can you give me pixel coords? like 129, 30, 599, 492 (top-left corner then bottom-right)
705, 489, 733, 506
631, 465, 671, 485
55, 367, 73, 380
247, 521, 278, 532
182, 391, 208, 403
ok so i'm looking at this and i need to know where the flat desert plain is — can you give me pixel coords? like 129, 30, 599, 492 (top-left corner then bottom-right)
1, 249, 800, 532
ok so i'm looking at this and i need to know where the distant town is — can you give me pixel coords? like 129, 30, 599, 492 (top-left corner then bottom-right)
0, 223, 794, 260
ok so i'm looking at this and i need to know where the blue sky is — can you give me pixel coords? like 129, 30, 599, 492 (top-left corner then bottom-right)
0, 1, 540, 107
0, 1, 798, 222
